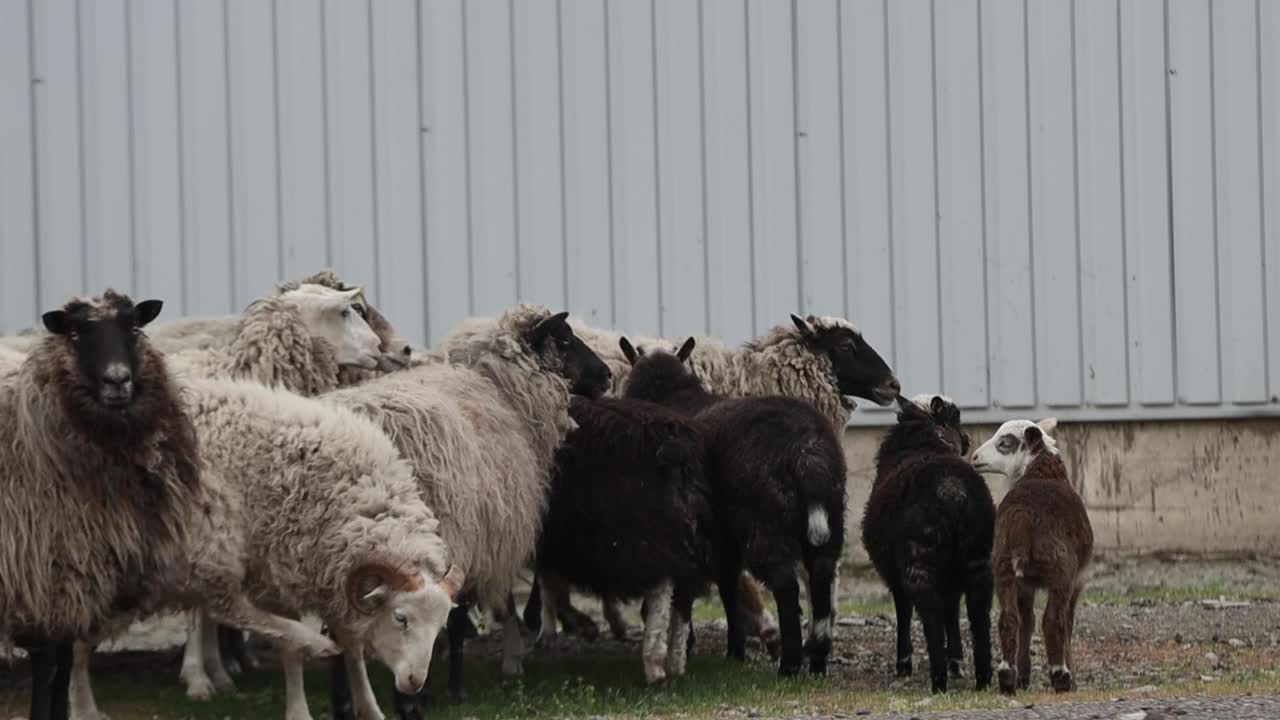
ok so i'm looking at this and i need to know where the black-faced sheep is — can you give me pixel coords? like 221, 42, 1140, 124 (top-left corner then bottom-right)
620, 338, 850, 676
537, 394, 714, 684
529, 314, 900, 651
971, 419, 1094, 695
324, 306, 610, 719
861, 394, 994, 694
0, 291, 202, 720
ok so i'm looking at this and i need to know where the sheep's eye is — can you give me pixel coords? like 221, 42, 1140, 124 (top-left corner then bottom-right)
393, 609, 408, 626
341, 308, 351, 319
996, 435, 1020, 454
353, 304, 368, 319
841, 340, 857, 355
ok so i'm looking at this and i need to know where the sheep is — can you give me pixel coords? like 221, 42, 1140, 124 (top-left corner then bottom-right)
971, 418, 1094, 695
861, 394, 994, 694
619, 337, 851, 676
529, 314, 900, 652
0, 344, 24, 377
323, 305, 610, 718
148, 269, 414, 372
71, 377, 467, 720
537, 393, 715, 684
0, 290, 202, 720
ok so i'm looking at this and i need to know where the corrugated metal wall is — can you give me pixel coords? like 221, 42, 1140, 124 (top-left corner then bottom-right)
1, 0, 1278, 425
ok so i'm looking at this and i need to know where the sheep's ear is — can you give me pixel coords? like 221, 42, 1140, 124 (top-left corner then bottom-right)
619, 337, 640, 366
42, 310, 73, 335
337, 286, 364, 300
929, 395, 946, 415
530, 311, 570, 346
676, 337, 696, 363
791, 313, 814, 337
133, 299, 164, 328
1023, 425, 1044, 449
439, 565, 466, 602
1036, 417, 1058, 434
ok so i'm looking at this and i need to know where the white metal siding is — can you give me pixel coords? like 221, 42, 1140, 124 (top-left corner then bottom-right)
1, 0, 1277, 425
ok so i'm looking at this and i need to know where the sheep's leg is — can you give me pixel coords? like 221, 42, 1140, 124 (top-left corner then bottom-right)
1015, 586, 1035, 691
201, 612, 236, 692
1065, 581, 1083, 688
640, 580, 673, 684
966, 566, 995, 691
27, 641, 58, 720
718, 556, 747, 662
68, 640, 101, 720
180, 610, 217, 700
281, 646, 314, 720
330, 630, 384, 720
220, 623, 257, 673
330, 651, 359, 720
665, 584, 695, 679
206, 596, 339, 660
944, 591, 965, 679
538, 577, 559, 643
770, 570, 804, 677
446, 604, 471, 704
1043, 586, 1073, 693
495, 594, 525, 677
890, 585, 914, 677
738, 573, 780, 660
602, 595, 631, 640
523, 573, 544, 634
803, 554, 836, 675
913, 593, 948, 694
994, 582, 1021, 695
554, 585, 599, 641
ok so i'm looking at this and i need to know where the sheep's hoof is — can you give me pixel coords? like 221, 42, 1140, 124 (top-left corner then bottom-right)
1050, 668, 1074, 693
947, 658, 965, 679
210, 671, 236, 693
777, 660, 802, 677
762, 629, 782, 661
808, 657, 828, 675
895, 657, 913, 677
501, 658, 524, 677
184, 676, 216, 702
929, 674, 948, 694
448, 688, 467, 705
644, 665, 669, 686
608, 619, 630, 641
577, 620, 600, 643
224, 659, 243, 675
975, 670, 993, 691
997, 666, 1017, 695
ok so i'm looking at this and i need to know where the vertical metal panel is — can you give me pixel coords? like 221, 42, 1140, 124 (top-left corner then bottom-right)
842, 0, 895, 379
371, 0, 426, 343
745, 0, 797, 336
275, 0, 329, 279
933, 0, 988, 407
1120, 0, 1176, 406
655, 0, 707, 339
559, 0, 614, 327
0, 0, 38, 329
34, 0, 87, 310
1167, 0, 1222, 405
1074, 0, 1129, 407
465, 0, 518, 315
421, 0, 469, 343
1263, 0, 1280, 404
177, 0, 233, 315
227, 0, 282, 310
323, 0, 378, 301
80, 0, 135, 295
1027, 0, 1083, 408
1210, 0, 1267, 405
607, 0, 661, 335
701, 0, 754, 346
979, 0, 1036, 410
513, 0, 567, 311
794, 0, 844, 319
886, 0, 941, 393
127, 0, 184, 311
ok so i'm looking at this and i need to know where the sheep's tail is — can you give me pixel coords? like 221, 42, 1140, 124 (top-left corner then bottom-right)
806, 505, 831, 546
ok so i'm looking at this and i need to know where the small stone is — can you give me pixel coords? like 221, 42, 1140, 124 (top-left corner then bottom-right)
1116, 713, 1147, 720
1007, 699, 1023, 708
837, 617, 867, 627
1200, 675, 1216, 682
1227, 638, 1246, 648
1204, 652, 1219, 666
913, 698, 933, 708
1130, 685, 1159, 694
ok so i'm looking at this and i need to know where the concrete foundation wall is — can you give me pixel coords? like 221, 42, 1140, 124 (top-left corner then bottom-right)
841, 418, 1280, 561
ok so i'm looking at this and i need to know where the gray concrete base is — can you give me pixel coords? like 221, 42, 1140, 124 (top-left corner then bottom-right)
841, 418, 1280, 560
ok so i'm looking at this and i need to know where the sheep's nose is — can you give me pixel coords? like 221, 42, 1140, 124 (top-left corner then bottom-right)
102, 364, 132, 388
883, 376, 902, 395
400, 343, 413, 358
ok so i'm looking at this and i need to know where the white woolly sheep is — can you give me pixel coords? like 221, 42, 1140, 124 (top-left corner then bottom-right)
0, 291, 201, 720
324, 306, 610, 718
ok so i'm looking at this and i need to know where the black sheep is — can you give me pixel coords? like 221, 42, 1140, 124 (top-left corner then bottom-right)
861, 394, 995, 693
536, 394, 716, 684
621, 337, 847, 676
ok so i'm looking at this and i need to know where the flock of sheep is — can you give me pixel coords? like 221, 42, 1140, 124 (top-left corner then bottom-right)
0, 271, 1095, 720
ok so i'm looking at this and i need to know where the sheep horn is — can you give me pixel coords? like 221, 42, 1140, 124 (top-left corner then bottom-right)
439, 564, 466, 601
345, 555, 424, 615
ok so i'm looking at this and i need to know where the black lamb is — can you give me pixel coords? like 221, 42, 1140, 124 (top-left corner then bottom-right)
861, 394, 995, 694
535, 394, 715, 684
620, 337, 846, 676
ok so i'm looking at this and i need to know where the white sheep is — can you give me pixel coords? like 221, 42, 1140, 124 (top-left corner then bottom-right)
322, 305, 611, 712
0, 291, 203, 720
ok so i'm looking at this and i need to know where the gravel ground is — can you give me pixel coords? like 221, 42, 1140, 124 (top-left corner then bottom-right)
799, 694, 1280, 719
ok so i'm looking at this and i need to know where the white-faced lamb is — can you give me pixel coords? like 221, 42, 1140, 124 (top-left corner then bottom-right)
620, 337, 848, 676
971, 418, 1094, 695
527, 314, 901, 651
536, 392, 715, 684
0, 291, 202, 720
323, 306, 610, 719
861, 394, 995, 694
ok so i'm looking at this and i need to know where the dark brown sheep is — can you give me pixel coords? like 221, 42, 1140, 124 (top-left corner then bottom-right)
971, 418, 1094, 695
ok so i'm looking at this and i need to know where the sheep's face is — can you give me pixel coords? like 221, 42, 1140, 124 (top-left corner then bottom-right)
971, 418, 1059, 482
42, 292, 164, 409
347, 563, 464, 695
790, 314, 899, 406
902, 393, 969, 456
280, 284, 383, 369
284, 270, 414, 368
528, 311, 611, 398
618, 337, 702, 404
